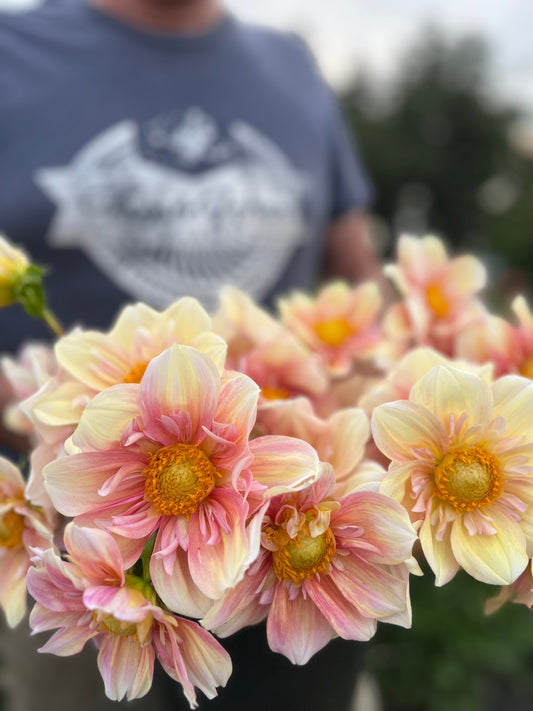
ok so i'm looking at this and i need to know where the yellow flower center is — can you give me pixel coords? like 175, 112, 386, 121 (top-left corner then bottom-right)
123, 360, 149, 384
95, 611, 138, 638
520, 355, 533, 380
434, 446, 503, 512
270, 521, 336, 584
0, 509, 25, 549
143, 444, 219, 517
313, 318, 353, 347
426, 283, 449, 318
261, 385, 291, 401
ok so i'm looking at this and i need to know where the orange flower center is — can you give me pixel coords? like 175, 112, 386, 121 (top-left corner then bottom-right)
143, 444, 219, 517
270, 516, 336, 584
520, 355, 533, 380
434, 446, 503, 512
261, 385, 291, 401
123, 360, 149, 384
0, 509, 25, 549
426, 283, 449, 318
313, 318, 353, 347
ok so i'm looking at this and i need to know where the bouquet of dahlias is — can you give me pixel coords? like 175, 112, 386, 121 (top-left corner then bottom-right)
1, 232, 533, 707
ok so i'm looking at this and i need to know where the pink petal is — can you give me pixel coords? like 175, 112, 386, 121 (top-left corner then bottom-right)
201, 552, 272, 637
26, 561, 84, 612
249, 435, 323, 497
139, 345, 220, 442
156, 617, 231, 705
333, 491, 416, 564
64, 524, 125, 585
150, 545, 212, 619
44, 450, 140, 516
267, 584, 333, 664
97, 634, 154, 701
188, 489, 261, 599
212, 369, 259, 464
305, 575, 377, 642
83, 586, 150, 624
37, 620, 97, 656
329, 554, 410, 619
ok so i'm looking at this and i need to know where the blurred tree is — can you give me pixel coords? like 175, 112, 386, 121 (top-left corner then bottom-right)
341, 29, 533, 299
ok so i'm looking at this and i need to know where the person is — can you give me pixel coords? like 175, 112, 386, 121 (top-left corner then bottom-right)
0, 0, 381, 352
0, 0, 380, 709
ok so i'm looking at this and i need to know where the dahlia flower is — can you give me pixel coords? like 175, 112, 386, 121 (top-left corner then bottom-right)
372, 364, 533, 586
0, 456, 55, 626
384, 234, 488, 354
457, 296, 533, 379
44, 344, 322, 607
277, 280, 382, 376
27, 524, 231, 706
203, 428, 417, 664
358, 347, 493, 415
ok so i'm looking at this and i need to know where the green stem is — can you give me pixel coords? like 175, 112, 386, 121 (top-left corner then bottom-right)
42, 307, 64, 337
140, 533, 157, 583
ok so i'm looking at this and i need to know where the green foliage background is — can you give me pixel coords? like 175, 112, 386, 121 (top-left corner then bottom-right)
341, 29, 533, 306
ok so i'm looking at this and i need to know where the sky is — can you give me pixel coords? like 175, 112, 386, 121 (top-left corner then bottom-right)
2, 0, 532, 115
224, 0, 533, 116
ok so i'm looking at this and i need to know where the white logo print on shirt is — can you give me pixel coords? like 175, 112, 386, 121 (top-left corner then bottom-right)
35, 108, 309, 310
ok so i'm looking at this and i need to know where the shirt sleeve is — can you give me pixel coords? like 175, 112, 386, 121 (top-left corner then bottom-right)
326, 93, 375, 219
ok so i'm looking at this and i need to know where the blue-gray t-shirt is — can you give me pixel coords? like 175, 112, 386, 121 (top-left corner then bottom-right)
0, 0, 372, 351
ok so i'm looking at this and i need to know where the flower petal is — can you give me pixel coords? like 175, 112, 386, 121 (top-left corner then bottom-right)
419, 514, 459, 586
266, 584, 333, 664
97, 634, 154, 701
450, 508, 528, 585
371, 401, 447, 463
305, 575, 377, 641
44, 450, 140, 516
139, 345, 220, 441
492, 375, 533, 441
188, 489, 262, 599
70, 384, 139, 451
156, 617, 231, 705
249, 435, 323, 497
410, 365, 493, 433
150, 544, 212, 619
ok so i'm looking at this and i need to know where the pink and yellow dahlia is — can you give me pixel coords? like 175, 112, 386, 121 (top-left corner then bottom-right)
43, 344, 260, 605
22, 298, 225, 507
372, 364, 533, 586
0, 456, 55, 627
278, 280, 382, 376
203, 432, 417, 664
384, 234, 488, 354
44, 344, 322, 609
27, 524, 231, 706
456, 296, 533, 379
